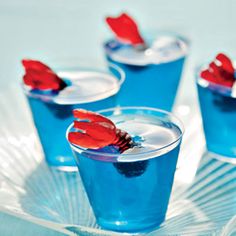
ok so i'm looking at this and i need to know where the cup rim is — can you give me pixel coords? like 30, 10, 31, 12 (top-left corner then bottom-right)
103, 31, 190, 66
66, 106, 184, 162
21, 62, 126, 105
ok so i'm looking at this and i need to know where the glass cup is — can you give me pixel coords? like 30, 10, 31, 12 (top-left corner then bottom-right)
67, 107, 184, 232
196, 68, 236, 158
22, 62, 125, 171
103, 33, 189, 111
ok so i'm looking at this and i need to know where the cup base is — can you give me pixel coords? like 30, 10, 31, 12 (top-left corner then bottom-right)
55, 165, 78, 172
45, 155, 78, 172
207, 151, 236, 164
97, 215, 165, 233
46, 164, 78, 172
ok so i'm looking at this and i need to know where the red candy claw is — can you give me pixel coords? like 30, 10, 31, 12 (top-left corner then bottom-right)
22, 59, 67, 91
106, 13, 145, 46
73, 109, 115, 126
200, 53, 235, 88
216, 53, 235, 74
68, 109, 133, 152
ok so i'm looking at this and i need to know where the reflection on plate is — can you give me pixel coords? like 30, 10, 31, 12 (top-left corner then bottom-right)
0, 86, 236, 235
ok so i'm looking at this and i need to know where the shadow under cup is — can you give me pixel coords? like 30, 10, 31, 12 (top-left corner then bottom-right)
67, 107, 183, 232
23, 64, 125, 171
197, 76, 236, 158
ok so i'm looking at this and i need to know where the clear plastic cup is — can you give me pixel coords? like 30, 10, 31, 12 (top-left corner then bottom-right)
196, 66, 236, 158
103, 33, 189, 111
23, 62, 125, 171
67, 107, 184, 232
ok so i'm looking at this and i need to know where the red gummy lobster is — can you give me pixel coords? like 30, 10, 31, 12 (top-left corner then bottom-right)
68, 109, 133, 153
22, 59, 67, 91
200, 53, 235, 88
106, 13, 145, 46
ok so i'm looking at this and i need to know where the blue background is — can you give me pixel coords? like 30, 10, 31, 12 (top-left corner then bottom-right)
0, 0, 235, 235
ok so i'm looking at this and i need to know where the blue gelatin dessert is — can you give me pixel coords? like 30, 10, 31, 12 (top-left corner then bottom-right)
196, 53, 236, 158
22, 60, 124, 170
67, 107, 183, 232
104, 13, 188, 111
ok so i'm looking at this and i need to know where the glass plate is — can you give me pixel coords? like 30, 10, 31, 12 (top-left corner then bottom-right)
1, 86, 236, 236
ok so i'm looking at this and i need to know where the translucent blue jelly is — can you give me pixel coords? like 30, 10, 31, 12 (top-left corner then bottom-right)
68, 108, 183, 232
27, 96, 116, 169
197, 80, 236, 158
24, 67, 123, 170
104, 35, 188, 111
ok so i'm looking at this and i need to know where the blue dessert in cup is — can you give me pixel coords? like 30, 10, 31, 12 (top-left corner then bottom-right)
22, 60, 124, 170
196, 53, 236, 158
67, 107, 183, 232
104, 13, 188, 111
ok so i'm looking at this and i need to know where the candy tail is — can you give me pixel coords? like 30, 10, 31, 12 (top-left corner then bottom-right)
112, 128, 135, 153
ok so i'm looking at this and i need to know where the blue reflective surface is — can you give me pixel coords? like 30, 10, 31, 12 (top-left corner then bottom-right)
27, 95, 116, 168
197, 84, 236, 158
72, 144, 180, 233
